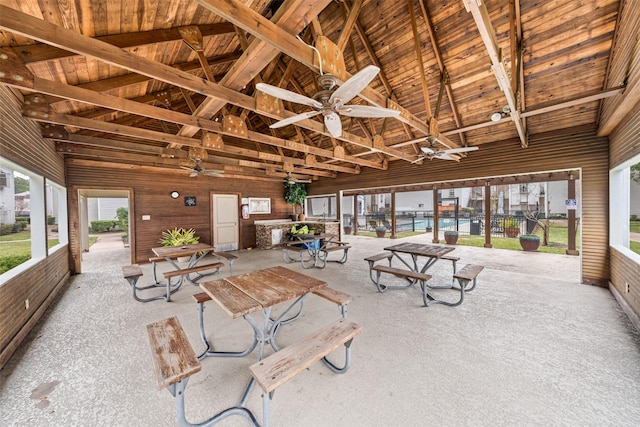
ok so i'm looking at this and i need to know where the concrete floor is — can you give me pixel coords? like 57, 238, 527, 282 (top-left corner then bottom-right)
1, 232, 640, 426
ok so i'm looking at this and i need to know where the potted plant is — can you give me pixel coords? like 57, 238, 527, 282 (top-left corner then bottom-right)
375, 226, 386, 238
503, 217, 520, 238
343, 224, 352, 234
284, 182, 307, 221
444, 230, 459, 244
160, 227, 200, 261
519, 234, 540, 251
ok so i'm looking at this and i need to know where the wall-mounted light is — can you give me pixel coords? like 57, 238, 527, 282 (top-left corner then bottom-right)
170, 191, 180, 199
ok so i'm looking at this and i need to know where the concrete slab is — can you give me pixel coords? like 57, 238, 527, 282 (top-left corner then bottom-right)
1, 233, 639, 426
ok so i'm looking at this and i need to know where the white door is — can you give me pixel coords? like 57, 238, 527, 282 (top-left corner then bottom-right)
213, 194, 239, 251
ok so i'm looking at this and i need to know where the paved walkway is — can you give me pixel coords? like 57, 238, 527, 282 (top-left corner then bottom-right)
2, 232, 639, 426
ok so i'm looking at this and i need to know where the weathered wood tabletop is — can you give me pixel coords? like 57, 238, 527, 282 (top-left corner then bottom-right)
200, 266, 327, 319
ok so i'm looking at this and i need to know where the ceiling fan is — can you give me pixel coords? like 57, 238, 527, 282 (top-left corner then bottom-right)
255, 65, 400, 138
180, 158, 224, 177
413, 142, 479, 162
284, 171, 311, 185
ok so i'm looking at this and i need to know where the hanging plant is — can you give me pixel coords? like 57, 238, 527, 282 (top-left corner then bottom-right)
284, 182, 307, 215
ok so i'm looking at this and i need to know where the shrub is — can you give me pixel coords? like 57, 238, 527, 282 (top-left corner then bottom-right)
0, 224, 14, 235
0, 254, 31, 274
631, 215, 638, 221
89, 220, 117, 233
47, 215, 56, 225
16, 217, 30, 226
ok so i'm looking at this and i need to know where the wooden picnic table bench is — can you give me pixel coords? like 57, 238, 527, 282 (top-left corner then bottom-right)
423, 264, 484, 307
146, 316, 259, 426
249, 318, 363, 427
121, 264, 181, 303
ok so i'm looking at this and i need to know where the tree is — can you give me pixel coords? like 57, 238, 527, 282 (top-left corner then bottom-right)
631, 163, 640, 184
14, 176, 29, 194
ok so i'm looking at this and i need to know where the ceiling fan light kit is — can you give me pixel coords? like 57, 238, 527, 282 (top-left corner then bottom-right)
256, 65, 400, 138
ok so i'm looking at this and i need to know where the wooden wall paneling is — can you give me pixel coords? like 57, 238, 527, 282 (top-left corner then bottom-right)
610, 248, 640, 317
0, 85, 71, 368
599, 0, 640, 134
609, 101, 640, 168
0, 249, 70, 369
608, 86, 640, 323
308, 127, 609, 285
64, 161, 290, 263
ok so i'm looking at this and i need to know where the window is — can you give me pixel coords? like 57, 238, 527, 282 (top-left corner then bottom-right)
305, 195, 336, 219
0, 157, 68, 281
610, 157, 640, 258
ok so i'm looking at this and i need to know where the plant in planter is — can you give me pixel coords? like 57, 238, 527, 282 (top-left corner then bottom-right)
375, 226, 386, 238
444, 230, 459, 244
284, 182, 307, 221
503, 217, 520, 238
160, 227, 200, 247
343, 224, 353, 234
160, 227, 200, 261
519, 234, 541, 251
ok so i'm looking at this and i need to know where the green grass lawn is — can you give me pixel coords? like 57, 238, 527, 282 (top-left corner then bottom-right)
630, 221, 640, 233
0, 231, 31, 242
0, 234, 98, 274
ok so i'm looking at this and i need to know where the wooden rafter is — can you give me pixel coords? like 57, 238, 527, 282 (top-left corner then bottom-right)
193, 0, 436, 144
0, 7, 388, 166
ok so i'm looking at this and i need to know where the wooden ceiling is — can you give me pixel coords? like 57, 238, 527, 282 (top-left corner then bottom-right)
0, 0, 630, 184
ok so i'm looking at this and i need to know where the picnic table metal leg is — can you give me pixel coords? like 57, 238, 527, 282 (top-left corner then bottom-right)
171, 377, 260, 427
196, 301, 258, 360
322, 338, 355, 374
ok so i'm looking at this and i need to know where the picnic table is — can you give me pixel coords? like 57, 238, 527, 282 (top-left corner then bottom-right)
151, 243, 218, 286
283, 232, 337, 269
199, 265, 327, 405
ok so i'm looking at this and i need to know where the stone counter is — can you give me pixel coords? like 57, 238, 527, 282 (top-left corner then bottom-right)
254, 220, 340, 249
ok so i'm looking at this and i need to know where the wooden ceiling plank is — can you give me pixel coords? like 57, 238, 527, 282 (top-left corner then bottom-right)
193, 0, 434, 140
336, 0, 363, 53
23, 77, 378, 169
407, 0, 432, 118
418, 0, 465, 147
176, 0, 331, 138
13, 22, 236, 64
463, 0, 527, 147
0, 11, 387, 167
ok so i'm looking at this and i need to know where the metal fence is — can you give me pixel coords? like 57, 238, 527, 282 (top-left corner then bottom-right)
345, 212, 537, 237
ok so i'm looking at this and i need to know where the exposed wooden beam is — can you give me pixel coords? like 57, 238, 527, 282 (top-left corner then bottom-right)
177, 0, 332, 138
0, 12, 388, 165
336, 0, 364, 52
194, 0, 435, 141
408, 0, 432, 118
418, 0, 466, 147
463, 0, 528, 147
10, 23, 235, 64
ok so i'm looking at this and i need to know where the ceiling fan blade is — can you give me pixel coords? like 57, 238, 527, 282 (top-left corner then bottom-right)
410, 156, 425, 164
256, 83, 322, 108
189, 171, 199, 177
203, 171, 224, 177
324, 112, 342, 137
442, 146, 479, 154
435, 153, 460, 161
329, 65, 380, 105
338, 105, 401, 118
270, 111, 321, 129
180, 166, 193, 171
420, 147, 436, 155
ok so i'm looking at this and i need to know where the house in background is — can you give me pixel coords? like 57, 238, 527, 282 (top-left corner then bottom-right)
87, 198, 128, 223
0, 168, 15, 225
